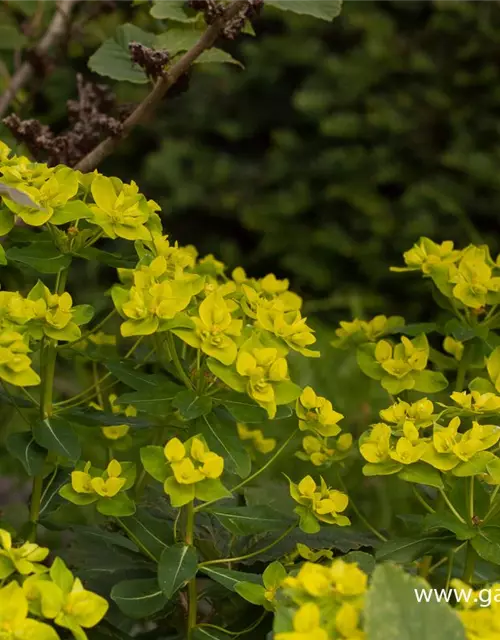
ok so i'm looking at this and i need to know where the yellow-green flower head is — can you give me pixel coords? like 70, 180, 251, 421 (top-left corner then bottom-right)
421, 417, 462, 471
26, 282, 83, 342
0, 581, 58, 640
89, 175, 152, 241
259, 273, 290, 296
379, 398, 434, 428
451, 391, 500, 413
282, 562, 333, 597
449, 245, 500, 309
236, 347, 289, 418
237, 423, 276, 455
359, 423, 392, 464
332, 314, 405, 349
150, 234, 197, 277
329, 559, 368, 596
282, 558, 367, 599
289, 475, 350, 532
454, 422, 500, 462
389, 437, 427, 465
0, 291, 36, 331
451, 578, 500, 639
88, 332, 116, 346
256, 307, 319, 357
296, 386, 344, 437
90, 393, 135, 440
297, 433, 352, 466
196, 254, 226, 276
376, 335, 428, 375
173, 292, 242, 365
335, 602, 365, 639
0, 331, 40, 387
71, 460, 126, 498
391, 237, 461, 275
0, 529, 48, 579
443, 336, 464, 361
275, 602, 327, 640
2, 166, 78, 226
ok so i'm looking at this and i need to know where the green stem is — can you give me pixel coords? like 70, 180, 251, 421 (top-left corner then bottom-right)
194, 428, 299, 513
167, 333, 193, 389
412, 486, 436, 515
439, 488, 467, 524
469, 476, 475, 523
418, 555, 432, 579
185, 502, 196, 640
28, 474, 43, 542
455, 354, 468, 392
56, 308, 117, 350
336, 471, 387, 542
199, 524, 296, 568
462, 542, 476, 584
195, 612, 267, 637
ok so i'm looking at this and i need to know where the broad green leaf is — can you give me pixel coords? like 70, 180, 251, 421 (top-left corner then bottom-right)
215, 391, 267, 423
0, 25, 27, 50
234, 582, 266, 605
423, 513, 476, 541
71, 305, 94, 326
50, 200, 92, 225
375, 535, 453, 563
158, 544, 198, 599
120, 509, 173, 560
472, 527, 500, 564
106, 361, 179, 391
59, 483, 98, 506
97, 493, 136, 517
172, 390, 212, 420
88, 24, 155, 84
111, 578, 167, 618
6, 432, 46, 476
140, 445, 169, 483
72, 526, 139, 553
412, 370, 448, 393
195, 49, 243, 67
356, 344, 383, 380
155, 27, 202, 54
452, 452, 496, 477
32, 417, 80, 461
76, 246, 136, 268
7, 243, 71, 274
397, 463, 443, 489
206, 505, 293, 536
365, 564, 466, 640
198, 412, 251, 478
150, 0, 196, 21
265, 0, 342, 21
199, 566, 262, 593
0, 244, 6, 266
117, 388, 181, 416
343, 551, 376, 575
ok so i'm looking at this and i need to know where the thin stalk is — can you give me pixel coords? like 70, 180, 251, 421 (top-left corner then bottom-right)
455, 354, 468, 392
195, 612, 267, 637
57, 308, 117, 350
194, 428, 299, 513
167, 333, 193, 389
418, 555, 432, 579
462, 542, 476, 584
469, 476, 475, 523
199, 524, 296, 568
185, 502, 196, 640
439, 488, 467, 524
412, 486, 435, 515
336, 471, 387, 542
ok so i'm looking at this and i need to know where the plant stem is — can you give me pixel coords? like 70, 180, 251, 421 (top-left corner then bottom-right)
469, 476, 475, 523
185, 502, 196, 640
57, 308, 117, 350
199, 524, 296, 568
336, 471, 387, 542
455, 354, 468, 392
167, 333, 193, 389
418, 555, 432, 579
438, 489, 467, 524
412, 486, 436, 515
194, 428, 298, 513
462, 542, 476, 584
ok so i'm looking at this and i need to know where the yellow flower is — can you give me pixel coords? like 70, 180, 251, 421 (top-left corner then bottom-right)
276, 602, 328, 640
164, 437, 186, 462
190, 438, 224, 479
237, 424, 276, 455
297, 433, 352, 466
451, 391, 500, 413
257, 307, 319, 357
448, 246, 500, 309
71, 461, 94, 494
283, 563, 332, 597
173, 292, 242, 365
0, 529, 48, 579
296, 386, 343, 437
171, 458, 205, 484
332, 314, 405, 348
389, 437, 427, 465
0, 582, 58, 640
90, 460, 126, 497
289, 476, 350, 531
335, 602, 364, 639
391, 237, 461, 274
329, 559, 368, 596
379, 398, 434, 428
0, 331, 40, 387
443, 336, 464, 361
421, 417, 461, 471
359, 423, 392, 464
27, 282, 83, 342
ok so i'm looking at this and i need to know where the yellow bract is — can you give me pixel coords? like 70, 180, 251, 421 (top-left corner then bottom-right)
332, 314, 405, 349
443, 336, 464, 361
451, 391, 500, 413
289, 475, 350, 529
256, 307, 319, 357
0, 331, 40, 387
0, 582, 59, 640
71, 460, 126, 498
391, 237, 461, 275
237, 423, 276, 454
0, 529, 48, 579
275, 602, 328, 640
296, 386, 344, 437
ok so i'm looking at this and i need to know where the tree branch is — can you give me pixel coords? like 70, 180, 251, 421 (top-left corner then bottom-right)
74, 0, 250, 174
0, 0, 79, 119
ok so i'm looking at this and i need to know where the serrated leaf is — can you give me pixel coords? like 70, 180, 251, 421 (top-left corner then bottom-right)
32, 416, 80, 461
158, 544, 198, 599
265, 0, 342, 21
172, 390, 212, 420
111, 578, 167, 619
7, 243, 71, 274
198, 412, 251, 478
199, 566, 262, 593
365, 564, 466, 640
88, 24, 155, 84
206, 505, 293, 536
6, 432, 46, 476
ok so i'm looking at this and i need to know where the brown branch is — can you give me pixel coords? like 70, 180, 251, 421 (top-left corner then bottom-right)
74, 0, 250, 174
0, 0, 79, 119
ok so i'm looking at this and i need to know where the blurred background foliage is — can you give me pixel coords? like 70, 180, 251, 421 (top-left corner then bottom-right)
1, 0, 499, 540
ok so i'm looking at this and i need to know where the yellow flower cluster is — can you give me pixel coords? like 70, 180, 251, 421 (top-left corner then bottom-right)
0, 527, 107, 640
90, 393, 136, 441
332, 314, 405, 349
288, 475, 350, 533
451, 579, 500, 640
237, 423, 276, 455
276, 559, 367, 639
297, 433, 353, 467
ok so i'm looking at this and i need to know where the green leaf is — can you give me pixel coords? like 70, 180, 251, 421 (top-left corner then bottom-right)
356, 343, 383, 380
452, 452, 496, 477
193, 629, 230, 640
75, 246, 136, 268
198, 412, 251, 478
195, 49, 243, 67
0, 244, 6, 266
51, 200, 92, 225
215, 391, 267, 423
155, 27, 202, 54
158, 544, 198, 599
397, 463, 443, 489
88, 24, 155, 84
365, 564, 466, 640
6, 243, 71, 274
140, 446, 169, 483
0, 25, 28, 50
106, 361, 179, 391
199, 566, 262, 593
64, 407, 150, 429
111, 578, 167, 619
472, 527, 500, 564
375, 535, 453, 563
172, 390, 212, 420
59, 483, 98, 506
234, 582, 266, 605
423, 513, 476, 541
119, 509, 172, 560
150, 1, 196, 21
206, 505, 293, 536
194, 478, 232, 503
97, 493, 136, 517
412, 370, 449, 393
117, 387, 181, 416
71, 305, 95, 326
265, 0, 342, 21
343, 551, 376, 575
32, 417, 80, 461
6, 432, 46, 476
